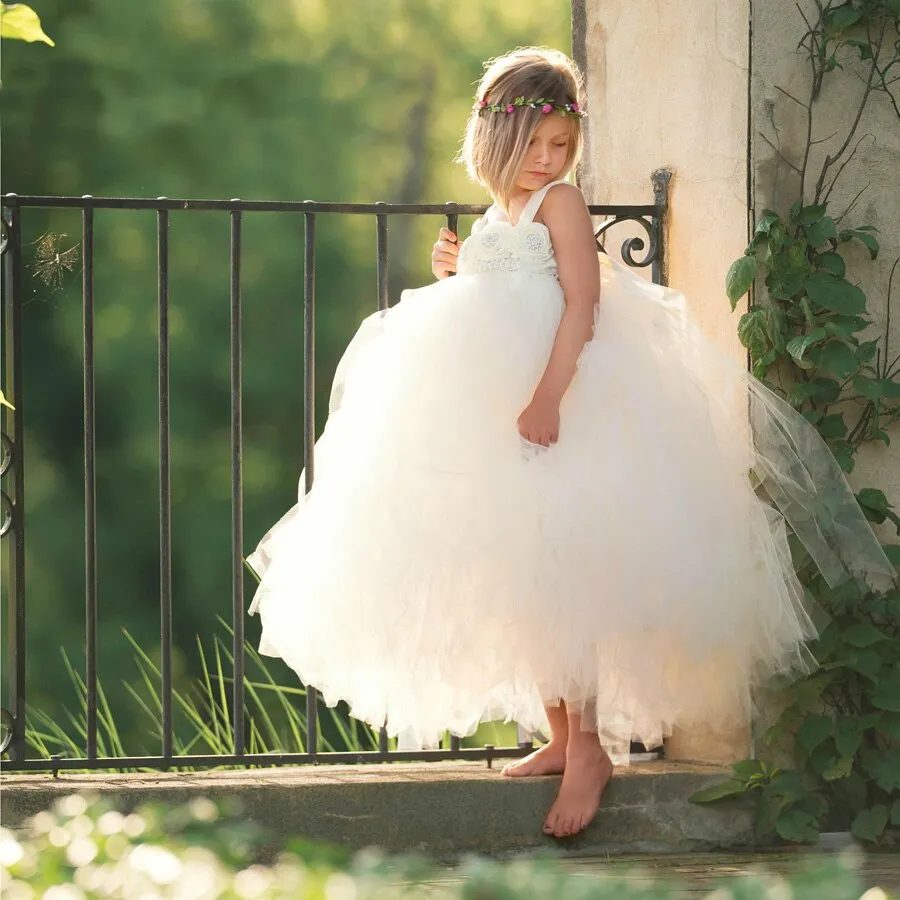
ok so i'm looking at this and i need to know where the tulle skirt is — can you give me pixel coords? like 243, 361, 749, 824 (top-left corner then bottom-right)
247, 256, 895, 754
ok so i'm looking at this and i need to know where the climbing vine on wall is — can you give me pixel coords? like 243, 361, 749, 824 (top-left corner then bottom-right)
691, 0, 900, 845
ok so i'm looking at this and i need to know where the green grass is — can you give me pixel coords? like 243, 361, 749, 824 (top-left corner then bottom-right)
22, 617, 518, 772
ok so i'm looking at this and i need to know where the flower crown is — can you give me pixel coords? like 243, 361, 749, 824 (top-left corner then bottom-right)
475, 96, 586, 118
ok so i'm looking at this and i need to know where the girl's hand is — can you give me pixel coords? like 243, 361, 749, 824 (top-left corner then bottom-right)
431, 227, 459, 279
517, 395, 560, 447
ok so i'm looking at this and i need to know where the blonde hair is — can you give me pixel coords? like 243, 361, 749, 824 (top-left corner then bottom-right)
459, 48, 586, 213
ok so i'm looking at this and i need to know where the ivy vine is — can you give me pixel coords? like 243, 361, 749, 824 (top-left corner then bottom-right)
691, 0, 900, 845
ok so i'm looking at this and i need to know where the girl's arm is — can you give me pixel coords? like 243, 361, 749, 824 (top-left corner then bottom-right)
518, 184, 600, 446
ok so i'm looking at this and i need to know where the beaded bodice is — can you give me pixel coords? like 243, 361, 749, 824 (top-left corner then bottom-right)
456, 180, 565, 278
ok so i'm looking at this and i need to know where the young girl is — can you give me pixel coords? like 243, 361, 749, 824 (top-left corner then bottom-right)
248, 48, 896, 839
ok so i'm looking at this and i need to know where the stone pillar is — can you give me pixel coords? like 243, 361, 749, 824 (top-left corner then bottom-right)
573, 0, 753, 763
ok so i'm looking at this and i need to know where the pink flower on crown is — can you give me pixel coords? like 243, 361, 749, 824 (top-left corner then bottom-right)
505, 104, 515, 113
541, 104, 553, 114
477, 100, 488, 108
570, 102, 580, 112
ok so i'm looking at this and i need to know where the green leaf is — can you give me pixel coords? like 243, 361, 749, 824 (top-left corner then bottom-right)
773, 243, 814, 297
851, 805, 888, 842
755, 210, 781, 236
803, 409, 824, 425
853, 375, 900, 402
856, 340, 879, 365
797, 714, 833, 751
815, 377, 842, 403
727, 255, 758, 309
831, 441, 855, 474
755, 787, 786, 840
732, 759, 768, 781
821, 577, 866, 611
764, 707, 804, 746
826, 314, 869, 336
857, 487, 890, 514
840, 228, 880, 260
844, 649, 885, 681
817, 252, 846, 277
883, 545, 900, 567
689, 778, 748, 803
838, 770, 868, 813
822, 754, 854, 781
795, 203, 827, 226
787, 328, 827, 366
790, 376, 841, 405
892, 798, 900, 826
795, 673, 834, 713
788, 381, 823, 406
809, 740, 840, 777
869, 748, 900, 792
882, 712, 900, 740
0, 2, 55, 45
738, 309, 771, 359
804, 217, 838, 247
817, 413, 847, 440
766, 307, 788, 352
831, 5, 864, 28
870, 670, 900, 712
765, 768, 807, 802
843, 621, 889, 648
845, 38, 874, 60
804, 272, 867, 315
753, 348, 781, 379
775, 809, 819, 843
807, 341, 859, 379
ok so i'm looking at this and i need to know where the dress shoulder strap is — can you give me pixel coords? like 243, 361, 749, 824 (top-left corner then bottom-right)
517, 179, 570, 225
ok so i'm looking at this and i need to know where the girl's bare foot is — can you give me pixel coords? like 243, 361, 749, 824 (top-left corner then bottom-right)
542, 738, 613, 837
502, 740, 567, 777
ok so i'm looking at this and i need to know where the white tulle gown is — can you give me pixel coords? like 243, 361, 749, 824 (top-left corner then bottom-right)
248, 180, 896, 754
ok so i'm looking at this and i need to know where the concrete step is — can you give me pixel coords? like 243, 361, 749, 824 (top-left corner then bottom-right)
0, 760, 755, 858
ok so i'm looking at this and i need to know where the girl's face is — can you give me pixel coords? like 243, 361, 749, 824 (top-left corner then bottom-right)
514, 115, 574, 193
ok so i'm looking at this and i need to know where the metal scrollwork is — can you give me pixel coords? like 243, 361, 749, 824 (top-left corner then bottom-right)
0, 431, 10, 477
0, 708, 13, 754
593, 215, 659, 269
0, 492, 11, 538
0, 434, 11, 538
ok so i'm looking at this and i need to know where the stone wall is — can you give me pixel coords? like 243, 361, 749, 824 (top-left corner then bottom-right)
751, 0, 900, 536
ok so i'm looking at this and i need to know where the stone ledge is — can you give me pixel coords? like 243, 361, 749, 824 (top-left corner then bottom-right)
0, 761, 755, 858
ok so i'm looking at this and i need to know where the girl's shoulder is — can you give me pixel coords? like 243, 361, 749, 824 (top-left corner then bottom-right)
534, 182, 590, 229
540, 182, 587, 212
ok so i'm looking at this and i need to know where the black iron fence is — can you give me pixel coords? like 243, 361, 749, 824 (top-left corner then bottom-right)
0, 172, 669, 772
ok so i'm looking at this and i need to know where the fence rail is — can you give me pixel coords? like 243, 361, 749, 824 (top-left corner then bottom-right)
0, 172, 669, 772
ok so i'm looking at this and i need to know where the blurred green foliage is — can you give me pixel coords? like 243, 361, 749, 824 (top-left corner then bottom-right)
1, 794, 881, 898
1, 0, 569, 755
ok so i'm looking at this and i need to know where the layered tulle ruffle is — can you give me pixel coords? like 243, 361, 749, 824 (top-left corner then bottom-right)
248, 256, 895, 753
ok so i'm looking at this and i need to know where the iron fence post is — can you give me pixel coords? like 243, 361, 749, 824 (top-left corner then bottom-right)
1, 201, 26, 762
